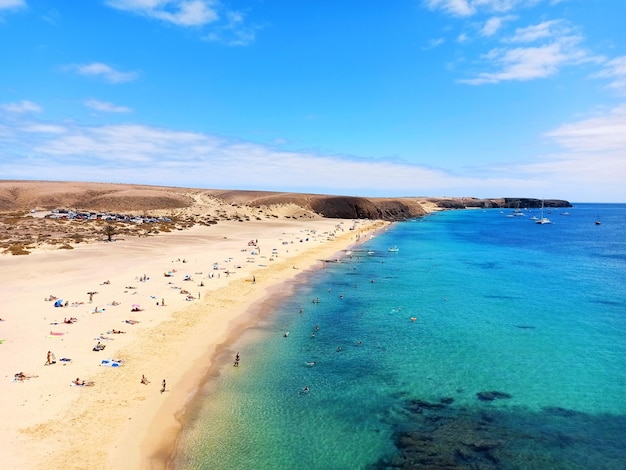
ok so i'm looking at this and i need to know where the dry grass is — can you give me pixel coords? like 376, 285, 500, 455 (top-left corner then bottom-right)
0, 180, 436, 255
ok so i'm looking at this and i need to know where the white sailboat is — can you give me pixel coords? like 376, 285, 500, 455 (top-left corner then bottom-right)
535, 200, 551, 224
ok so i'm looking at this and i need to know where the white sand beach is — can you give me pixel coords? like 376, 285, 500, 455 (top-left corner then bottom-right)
0, 216, 387, 469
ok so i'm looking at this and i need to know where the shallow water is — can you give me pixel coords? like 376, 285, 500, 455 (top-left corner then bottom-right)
173, 203, 626, 470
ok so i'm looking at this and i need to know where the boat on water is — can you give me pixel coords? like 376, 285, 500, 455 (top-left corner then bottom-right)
535, 200, 551, 224
388, 246, 399, 253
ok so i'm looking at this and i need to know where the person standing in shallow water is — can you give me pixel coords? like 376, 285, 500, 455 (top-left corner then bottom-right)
234, 352, 240, 367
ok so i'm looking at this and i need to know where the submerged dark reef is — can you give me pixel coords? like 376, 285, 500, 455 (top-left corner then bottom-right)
370, 394, 626, 470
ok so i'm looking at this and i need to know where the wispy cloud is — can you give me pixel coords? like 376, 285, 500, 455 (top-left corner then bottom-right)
68, 62, 138, 83
1, 100, 42, 114
480, 15, 515, 37
592, 56, 626, 95
424, 37, 445, 50
424, 0, 474, 17
106, 0, 219, 27
461, 20, 596, 84
506, 19, 562, 42
424, 0, 539, 17
0, 0, 25, 11
1, 113, 623, 200
545, 105, 626, 153
84, 99, 132, 113
499, 105, 626, 201
204, 10, 258, 46
0, 116, 523, 197
106, 1, 256, 46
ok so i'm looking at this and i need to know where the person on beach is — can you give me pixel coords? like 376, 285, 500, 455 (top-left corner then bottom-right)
234, 352, 240, 367
141, 375, 150, 385
73, 378, 85, 386
161, 379, 166, 393
46, 351, 52, 365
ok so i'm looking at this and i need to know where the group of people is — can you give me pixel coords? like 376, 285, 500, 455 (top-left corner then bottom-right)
140, 375, 167, 394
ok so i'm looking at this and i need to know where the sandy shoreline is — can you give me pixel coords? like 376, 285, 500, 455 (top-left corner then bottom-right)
0, 216, 387, 469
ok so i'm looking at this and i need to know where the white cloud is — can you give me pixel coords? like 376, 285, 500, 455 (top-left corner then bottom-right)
70, 63, 138, 83
85, 99, 132, 113
544, 105, 626, 153
425, 0, 540, 17
506, 19, 563, 43
0, 0, 25, 10
1, 100, 42, 114
424, 37, 445, 50
461, 31, 594, 84
106, 0, 219, 27
592, 56, 626, 95
502, 105, 626, 200
0, 119, 507, 197
19, 123, 67, 134
424, 0, 474, 17
480, 15, 515, 37
1, 113, 624, 200
204, 10, 257, 46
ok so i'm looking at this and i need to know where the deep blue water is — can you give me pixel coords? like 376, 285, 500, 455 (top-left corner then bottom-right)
173, 203, 626, 470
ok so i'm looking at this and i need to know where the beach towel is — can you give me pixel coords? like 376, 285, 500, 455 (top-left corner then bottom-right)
60, 357, 72, 363
49, 331, 64, 336
100, 359, 123, 367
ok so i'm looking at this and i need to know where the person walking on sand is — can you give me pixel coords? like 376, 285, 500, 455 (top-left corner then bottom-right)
46, 350, 52, 365
161, 379, 166, 393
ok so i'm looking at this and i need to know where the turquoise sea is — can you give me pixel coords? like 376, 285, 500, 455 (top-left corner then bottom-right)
172, 203, 626, 470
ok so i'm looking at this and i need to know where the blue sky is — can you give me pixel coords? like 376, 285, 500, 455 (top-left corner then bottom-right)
1, 0, 625, 202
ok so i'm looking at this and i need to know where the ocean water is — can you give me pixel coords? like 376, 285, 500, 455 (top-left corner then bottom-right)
172, 203, 626, 470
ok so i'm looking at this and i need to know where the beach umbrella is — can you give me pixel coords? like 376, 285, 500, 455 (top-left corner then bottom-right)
54, 299, 64, 307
